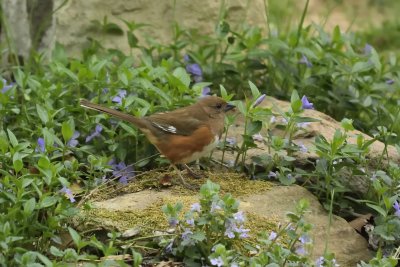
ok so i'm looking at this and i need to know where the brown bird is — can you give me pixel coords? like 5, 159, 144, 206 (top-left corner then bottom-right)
80, 96, 235, 188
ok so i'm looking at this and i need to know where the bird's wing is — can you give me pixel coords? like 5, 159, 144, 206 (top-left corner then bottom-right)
146, 112, 206, 136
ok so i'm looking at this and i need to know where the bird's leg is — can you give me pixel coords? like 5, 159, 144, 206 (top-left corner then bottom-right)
182, 164, 202, 179
172, 164, 196, 190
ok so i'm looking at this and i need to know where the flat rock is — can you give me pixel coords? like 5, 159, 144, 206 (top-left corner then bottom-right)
89, 179, 372, 266
240, 185, 373, 266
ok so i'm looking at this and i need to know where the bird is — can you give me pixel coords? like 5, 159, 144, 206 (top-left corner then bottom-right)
80, 96, 235, 188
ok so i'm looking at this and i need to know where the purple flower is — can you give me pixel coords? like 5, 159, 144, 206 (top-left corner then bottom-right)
386, 79, 395, 85
233, 211, 245, 224
297, 143, 308, 153
299, 234, 311, 244
108, 159, 135, 184
224, 219, 250, 239
252, 94, 266, 107
393, 201, 400, 218
252, 133, 263, 142
364, 44, 373, 55
186, 64, 203, 77
190, 203, 201, 213
60, 186, 76, 203
295, 245, 306, 255
301, 95, 314, 109
268, 171, 277, 179
225, 228, 235, 239
299, 54, 313, 68
186, 218, 195, 226
210, 256, 224, 267
211, 201, 221, 212
181, 228, 196, 245
67, 131, 80, 147
201, 86, 211, 96
297, 122, 310, 128
168, 217, 179, 227
85, 124, 103, 143
165, 241, 173, 254
315, 256, 325, 267
1, 79, 13, 93
36, 138, 46, 153
270, 116, 277, 124
112, 90, 127, 104
225, 137, 236, 146
183, 54, 190, 63
268, 231, 277, 240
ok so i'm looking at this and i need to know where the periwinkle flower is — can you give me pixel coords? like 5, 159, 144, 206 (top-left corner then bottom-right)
60, 186, 76, 203
268, 171, 277, 179
315, 256, 325, 267
393, 201, 400, 218
112, 90, 127, 104
168, 217, 179, 227
225, 137, 236, 146
252, 94, 266, 107
297, 122, 310, 128
186, 218, 195, 226
190, 203, 201, 213
67, 131, 80, 147
386, 79, 395, 85
1, 79, 13, 93
295, 244, 306, 255
298, 143, 308, 153
364, 43, 373, 55
299, 54, 313, 68
186, 64, 203, 77
108, 159, 135, 184
201, 86, 211, 96
268, 231, 277, 240
36, 138, 46, 153
210, 201, 221, 213
183, 54, 190, 62
299, 234, 311, 244
181, 228, 196, 246
210, 256, 224, 267
270, 115, 277, 124
301, 95, 314, 109
233, 211, 245, 224
252, 133, 263, 142
85, 124, 103, 143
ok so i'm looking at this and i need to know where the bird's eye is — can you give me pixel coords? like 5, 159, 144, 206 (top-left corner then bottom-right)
215, 103, 223, 109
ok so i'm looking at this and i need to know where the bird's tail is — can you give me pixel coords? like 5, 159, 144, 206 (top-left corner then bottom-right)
80, 99, 147, 129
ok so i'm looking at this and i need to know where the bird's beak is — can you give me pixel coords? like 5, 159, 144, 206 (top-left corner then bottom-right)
224, 103, 235, 112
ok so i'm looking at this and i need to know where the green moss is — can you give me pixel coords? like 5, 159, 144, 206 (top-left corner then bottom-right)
77, 170, 277, 237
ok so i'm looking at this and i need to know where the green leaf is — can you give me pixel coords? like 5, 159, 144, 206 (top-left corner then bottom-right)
36, 104, 49, 124
50, 246, 64, 257
62, 119, 75, 142
24, 198, 36, 215
118, 71, 129, 86
172, 67, 191, 88
7, 129, 18, 147
351, 61, 372, 73
248, 81, 260, 98
127, 31, 139, 48
13, 152, 23, 173
39, 196, 57, 208
290, 90, 302, 113
340, 118, 354, 131
104, 22, 124, 35
68, 227, 81, 245
366, 203, 387, 217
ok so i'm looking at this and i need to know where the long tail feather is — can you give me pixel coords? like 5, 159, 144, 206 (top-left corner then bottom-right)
80, 99, 146, 128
